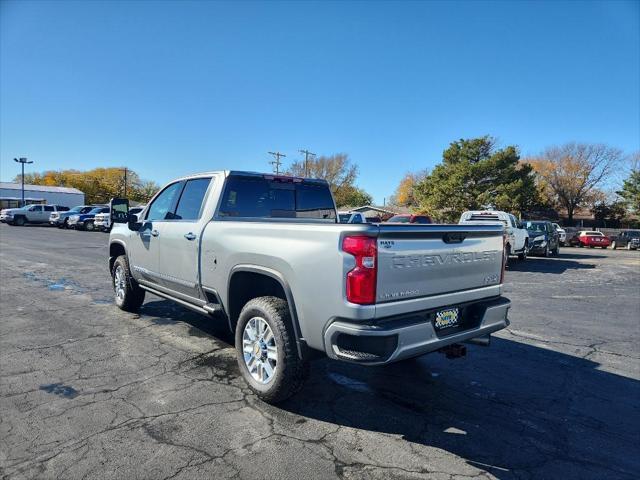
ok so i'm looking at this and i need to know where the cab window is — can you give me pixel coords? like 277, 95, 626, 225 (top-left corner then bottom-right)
174, 178, 212, 220
146, 182, 183, 221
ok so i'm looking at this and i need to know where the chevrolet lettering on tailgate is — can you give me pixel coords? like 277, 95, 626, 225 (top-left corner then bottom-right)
392, 250, 500, 269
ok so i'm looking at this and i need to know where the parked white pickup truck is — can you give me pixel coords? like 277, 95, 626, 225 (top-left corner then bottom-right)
459, 210, 529, 260
109, 172, 511, 402
1, 204, 69, 226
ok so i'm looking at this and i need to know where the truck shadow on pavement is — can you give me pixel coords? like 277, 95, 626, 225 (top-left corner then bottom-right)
138, 298, 639, 479
507, 257, 596, 274
280, 337, 639, 479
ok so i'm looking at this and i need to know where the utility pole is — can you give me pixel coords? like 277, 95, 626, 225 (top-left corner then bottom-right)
268, 151, 286, 175
123, 167, 128, 197
298, 149, 316, 177
14, 157, 33, 207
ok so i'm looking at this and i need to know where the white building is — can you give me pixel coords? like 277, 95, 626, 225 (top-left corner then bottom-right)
0, 183, 85, 209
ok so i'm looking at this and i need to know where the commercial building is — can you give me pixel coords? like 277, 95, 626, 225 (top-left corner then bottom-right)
0, 183, 85, 209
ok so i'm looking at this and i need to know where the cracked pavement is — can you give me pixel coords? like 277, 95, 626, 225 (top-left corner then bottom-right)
1, 223, 639, 479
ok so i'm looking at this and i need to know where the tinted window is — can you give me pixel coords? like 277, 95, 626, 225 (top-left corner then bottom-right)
218, 176, 335, 220
44, 206, 54, 212
58, 206, 69, 211
147, 182, 183, 221
387, 215, 410, 223
339, 214, 352, 223
31, 205, 42, 212
175, 178, 211, 220
413, 216, 432, 224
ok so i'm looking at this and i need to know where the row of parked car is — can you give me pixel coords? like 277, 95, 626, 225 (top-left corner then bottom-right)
0, 204, 144, 231
337, 208, 640, 257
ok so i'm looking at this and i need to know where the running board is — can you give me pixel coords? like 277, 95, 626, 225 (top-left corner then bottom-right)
140, 284, 212, 315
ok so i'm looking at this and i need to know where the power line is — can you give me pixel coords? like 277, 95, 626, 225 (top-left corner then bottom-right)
268, 151, 286, 175
298, 149, 316, 177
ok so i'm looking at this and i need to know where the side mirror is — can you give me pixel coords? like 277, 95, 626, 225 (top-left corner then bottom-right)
110, 198, 129, 224
128, 212, 142, 231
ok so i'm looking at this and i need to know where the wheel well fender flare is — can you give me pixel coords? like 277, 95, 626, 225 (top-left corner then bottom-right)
227, 264, 305, 359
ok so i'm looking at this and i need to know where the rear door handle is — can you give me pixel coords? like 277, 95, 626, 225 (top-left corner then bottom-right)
150, 229, 159, 237
184, 232, 196, 241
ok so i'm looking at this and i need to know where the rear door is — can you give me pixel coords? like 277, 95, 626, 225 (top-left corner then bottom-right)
376, 224, 504, 303
156, 177, 213, 298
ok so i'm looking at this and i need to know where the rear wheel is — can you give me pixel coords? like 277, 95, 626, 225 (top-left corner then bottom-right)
235, 296, 309, 403
111, 255, 145, 312
626, 243, 632, 250
611, 241, 617, 249
85, 221, 95, 231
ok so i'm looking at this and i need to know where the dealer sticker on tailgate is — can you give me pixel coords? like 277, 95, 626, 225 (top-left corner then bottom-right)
435, 308, 459, 330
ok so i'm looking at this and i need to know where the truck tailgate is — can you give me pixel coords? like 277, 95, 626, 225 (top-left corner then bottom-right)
376, 224, 504, 302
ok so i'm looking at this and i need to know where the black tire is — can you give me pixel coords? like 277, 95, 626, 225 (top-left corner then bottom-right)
85, 220, 95, 231
518, 246, 527, 261
552, 245, 559, 256
14, 216, 25, 226
235, 296, 309, 404
589, 245, 595, 249
626, 243, 632, 250
544, 244, 550, 257
111, 255, 145, 312
611, 241, 617, 249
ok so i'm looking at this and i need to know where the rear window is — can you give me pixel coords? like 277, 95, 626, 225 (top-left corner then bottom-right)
218, 176, 336, 220
339, 214, 352, 223
387, 215, 410, 223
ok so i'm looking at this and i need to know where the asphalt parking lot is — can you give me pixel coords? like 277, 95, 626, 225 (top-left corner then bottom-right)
1, 223, 639, 480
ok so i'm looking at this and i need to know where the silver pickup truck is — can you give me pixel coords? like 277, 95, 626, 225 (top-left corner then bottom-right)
108, 171, 510, 403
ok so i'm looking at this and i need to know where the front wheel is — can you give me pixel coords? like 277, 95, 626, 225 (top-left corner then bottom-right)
518, 247, 527, 261
85, 221, 95, 231
544, 244, 550, 257
14, 216, 25, 226
111, 255, 145, 312
235, 296, 309, 404
611, 241, 617, 249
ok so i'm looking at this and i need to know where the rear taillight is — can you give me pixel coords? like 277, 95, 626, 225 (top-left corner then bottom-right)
342, 236, 377, 305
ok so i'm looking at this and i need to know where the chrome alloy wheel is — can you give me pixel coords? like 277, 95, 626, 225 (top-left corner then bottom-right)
114, 265, 126, 301
242, 317, 277, 384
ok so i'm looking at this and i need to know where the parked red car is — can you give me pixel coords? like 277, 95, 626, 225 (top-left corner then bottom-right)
570, 231, 611, 248
385, 214, 432, 224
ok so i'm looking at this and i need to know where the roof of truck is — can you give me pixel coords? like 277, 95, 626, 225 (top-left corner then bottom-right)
169, 170, 329, 184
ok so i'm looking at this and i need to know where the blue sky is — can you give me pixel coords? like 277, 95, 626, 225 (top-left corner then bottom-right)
1, 0, 638, 204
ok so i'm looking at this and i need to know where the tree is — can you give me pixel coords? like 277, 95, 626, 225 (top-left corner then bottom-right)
391, 170, 427, 207
591, 200, 628, 227
16, 167, 159, 205
414, 136, 539, 222
528, 143, 623, 223
333, 186, 373, 208
286, 153, 372, 208
617, 160, 640, 214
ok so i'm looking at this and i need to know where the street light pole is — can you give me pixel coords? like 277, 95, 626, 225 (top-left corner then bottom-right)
13, 157, 34, 207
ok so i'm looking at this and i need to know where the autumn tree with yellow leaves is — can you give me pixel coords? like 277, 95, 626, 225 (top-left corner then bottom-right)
525, 143, 623, 223
15, 167, 160, 205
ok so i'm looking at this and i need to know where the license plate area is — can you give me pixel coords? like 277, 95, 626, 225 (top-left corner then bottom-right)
435, 308, 460, 330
